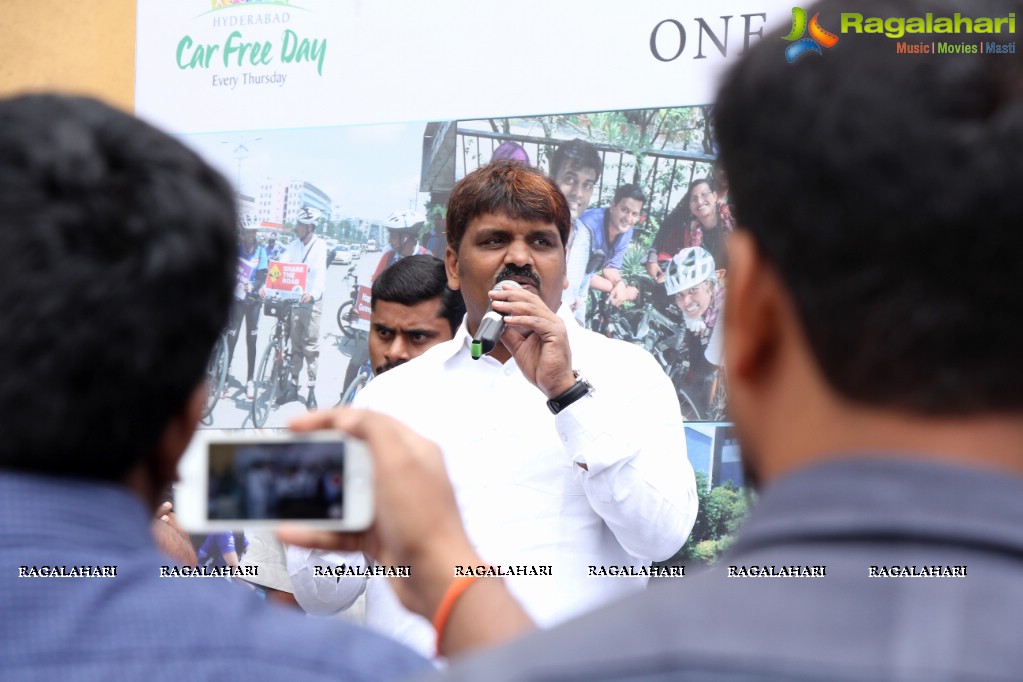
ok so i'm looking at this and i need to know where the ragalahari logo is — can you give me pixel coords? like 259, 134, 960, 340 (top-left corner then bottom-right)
783, 7, 839, 62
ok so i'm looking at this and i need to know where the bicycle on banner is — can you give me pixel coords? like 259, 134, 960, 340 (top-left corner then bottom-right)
250, 298, 297, 427
335, 356, 372, 408
201, 333, 229, 424
336, 265, 371, 342
586, 258, 727, 422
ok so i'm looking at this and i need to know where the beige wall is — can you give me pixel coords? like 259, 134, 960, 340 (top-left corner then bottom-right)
0, 1, 136, 111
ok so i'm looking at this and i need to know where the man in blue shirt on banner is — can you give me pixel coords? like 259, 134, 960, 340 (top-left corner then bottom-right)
580, 183, 644, 306
0, 93, 429, 681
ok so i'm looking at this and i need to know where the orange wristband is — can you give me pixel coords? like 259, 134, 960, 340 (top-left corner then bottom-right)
432, 574, 484, 656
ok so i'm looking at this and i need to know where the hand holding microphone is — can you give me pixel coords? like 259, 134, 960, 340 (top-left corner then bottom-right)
470, 280, 521, 359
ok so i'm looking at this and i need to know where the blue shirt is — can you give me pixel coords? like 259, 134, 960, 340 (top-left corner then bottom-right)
0, 471, 431, 681
197, 531, 248, 567
240, 243, 269, 285
579, 207, 634, 271
235, 244, 269, 300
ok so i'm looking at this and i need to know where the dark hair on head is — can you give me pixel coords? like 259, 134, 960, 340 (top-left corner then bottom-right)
550, 138, 603, 180
371, 255, 465, 336
714, 0, 1023, 414
0, 94, 237, 479
446, 160, 571, 251
613, 183, 646, 205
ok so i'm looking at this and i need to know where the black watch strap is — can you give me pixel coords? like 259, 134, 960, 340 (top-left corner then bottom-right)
546, 372, 594, 414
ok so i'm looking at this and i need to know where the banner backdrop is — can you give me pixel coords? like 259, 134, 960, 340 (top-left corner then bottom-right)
137, 0, 796, 566
136, 0, 792, 133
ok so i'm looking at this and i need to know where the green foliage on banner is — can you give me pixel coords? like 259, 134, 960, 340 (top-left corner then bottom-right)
660, 471, 750, 567
620, 243, 653, 285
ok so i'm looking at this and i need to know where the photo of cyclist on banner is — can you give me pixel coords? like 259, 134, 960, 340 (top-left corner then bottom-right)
260, 206, 327, 410
663, 247, 725, 419
223, 215, 269, 401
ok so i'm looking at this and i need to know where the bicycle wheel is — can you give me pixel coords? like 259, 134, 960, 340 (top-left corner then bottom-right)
667, 363, 703, 422
336, 300, 359, 338
250, 341, 280, 428
706, 370, 728, 422
675, 386, 703, 422
335, 368, 370, 408
201, 334, 229, 419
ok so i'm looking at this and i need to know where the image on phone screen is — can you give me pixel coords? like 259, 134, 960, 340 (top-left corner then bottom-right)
208, 440, 346, 522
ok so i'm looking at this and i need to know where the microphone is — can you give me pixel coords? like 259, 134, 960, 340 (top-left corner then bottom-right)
471, 280, 521, 359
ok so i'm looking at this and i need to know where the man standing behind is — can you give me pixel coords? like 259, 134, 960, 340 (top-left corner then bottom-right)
348, 160, 696, 655
267, 206, 327, 409
366, 255, 465, 376
548, 139, 603, 324
288, 254, 465, 647
339, 253, 464, 395
580, 184, 644, 306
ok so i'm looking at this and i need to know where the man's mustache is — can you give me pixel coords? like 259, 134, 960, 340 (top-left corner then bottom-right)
495, 265, 541, 288
375, 360, 406, 375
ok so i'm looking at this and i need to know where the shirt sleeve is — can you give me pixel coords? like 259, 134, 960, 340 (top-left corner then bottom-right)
606, 229, 634, 271
306, 240, 327, 300
554, 342, 698, 562
217, 532, 237, 555
563, 222, 590, 307
371, 251, 391, 282
285, 547, 368, 617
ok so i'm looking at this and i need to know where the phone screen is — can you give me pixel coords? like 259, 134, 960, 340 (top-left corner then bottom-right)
207, 440, 346, 522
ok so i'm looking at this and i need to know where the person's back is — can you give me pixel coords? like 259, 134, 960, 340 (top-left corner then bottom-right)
0, 474, 426, 681
0, 94, 428, 681
436, 457, 1023, 681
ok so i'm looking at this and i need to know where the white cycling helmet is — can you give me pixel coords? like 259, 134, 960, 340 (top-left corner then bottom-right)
384, 209, 426, 231
664, 246, 716, 296
239, 213, 259, 231
296, 206, 323, 226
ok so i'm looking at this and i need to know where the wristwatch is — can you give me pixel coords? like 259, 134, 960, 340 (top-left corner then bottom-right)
546, 371, 595, 414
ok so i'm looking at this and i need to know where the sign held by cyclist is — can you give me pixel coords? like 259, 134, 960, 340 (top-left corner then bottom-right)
264, 260, 309, 300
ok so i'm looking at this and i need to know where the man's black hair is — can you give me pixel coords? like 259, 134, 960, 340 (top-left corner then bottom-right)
550, 139, 603, 181
447, 160, 571, 252
613, 183, 645, 205
0, 95, 237, 479
714, 0, 1023, 414
371, 255, 465, 336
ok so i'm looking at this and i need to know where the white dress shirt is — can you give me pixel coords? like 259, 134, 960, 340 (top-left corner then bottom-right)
297, 308, 697, 656
562, 218, 592, 323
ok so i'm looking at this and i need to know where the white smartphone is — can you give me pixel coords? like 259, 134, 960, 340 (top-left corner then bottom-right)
174, 430, 373, 532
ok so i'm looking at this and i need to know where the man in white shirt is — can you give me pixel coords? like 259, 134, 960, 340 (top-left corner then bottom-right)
549, 139, 603, 325
269, 206, 327, 409
286, 255, 465, 640
342, 160, 697, 655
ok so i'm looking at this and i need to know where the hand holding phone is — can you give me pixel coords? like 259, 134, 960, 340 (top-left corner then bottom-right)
279, 409, 481, 618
